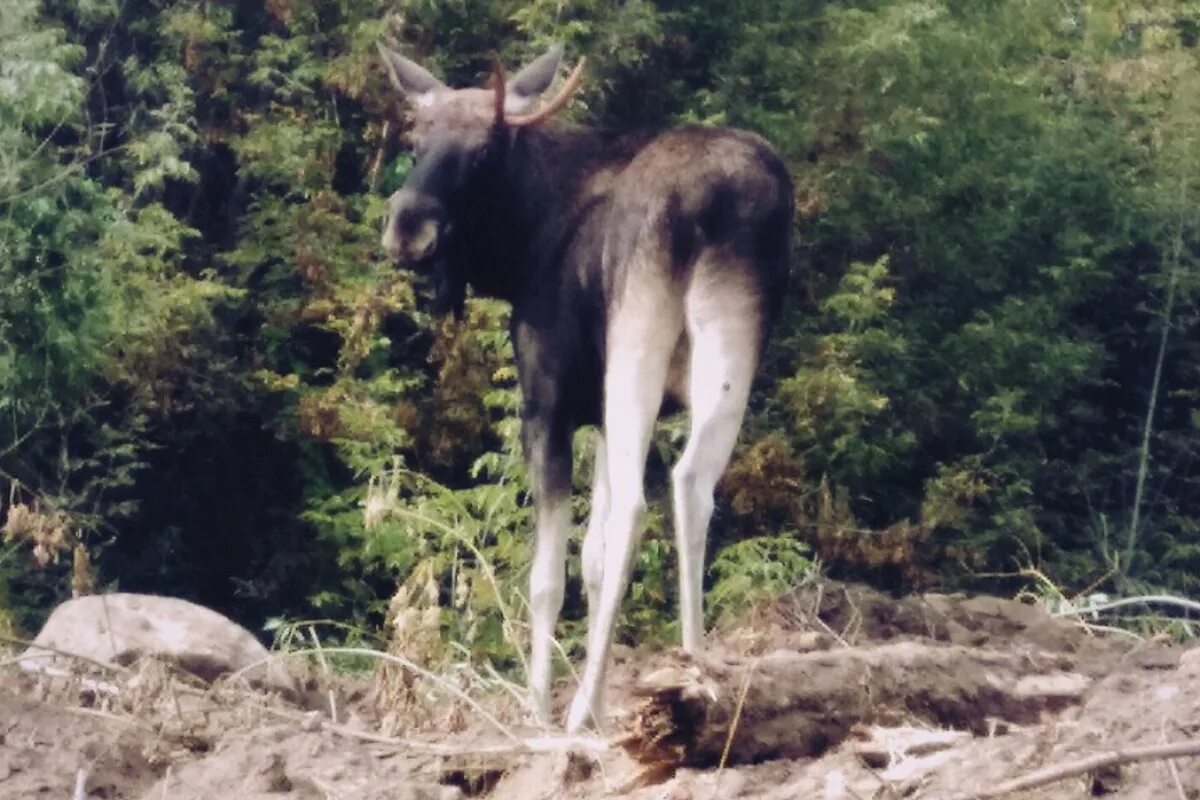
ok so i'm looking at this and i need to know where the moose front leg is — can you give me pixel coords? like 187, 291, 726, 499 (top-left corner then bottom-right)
522, 413, 574, 725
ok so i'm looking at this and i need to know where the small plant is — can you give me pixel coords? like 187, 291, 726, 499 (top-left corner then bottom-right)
707, 535, 814, 625
2, 499, 73, 569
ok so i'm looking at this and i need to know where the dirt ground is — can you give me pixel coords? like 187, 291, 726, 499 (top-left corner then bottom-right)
2, 582, 1198, 800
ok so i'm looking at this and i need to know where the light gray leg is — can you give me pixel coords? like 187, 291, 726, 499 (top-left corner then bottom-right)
581, 433, 609, 641
566, 295, 678, 733
522, 418, 573, 725
672, 320, 757, 650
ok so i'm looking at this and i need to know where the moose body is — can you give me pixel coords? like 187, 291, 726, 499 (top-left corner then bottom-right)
378, 44, 793, 732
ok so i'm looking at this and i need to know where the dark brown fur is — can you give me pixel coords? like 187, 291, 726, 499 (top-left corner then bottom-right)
379, 44, 794, 730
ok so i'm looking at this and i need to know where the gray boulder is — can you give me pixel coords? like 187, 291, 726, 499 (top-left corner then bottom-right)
19, 593, 293, 693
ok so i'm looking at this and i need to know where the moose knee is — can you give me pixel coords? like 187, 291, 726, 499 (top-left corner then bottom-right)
672, 461, 716, 532
582, 530, 605, 589
529, 569, 566, 612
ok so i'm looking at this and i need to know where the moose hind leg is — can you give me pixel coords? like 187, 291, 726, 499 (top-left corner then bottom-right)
673, 266, 761, 652
566, 287, 681, 733
524, 420, 573, 725
581, 433, 608, 644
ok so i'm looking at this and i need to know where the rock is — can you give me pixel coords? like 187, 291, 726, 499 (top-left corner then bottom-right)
247, 752, 292, 793
959, 595, 1047, 628
1178, 646, 1200, 678
17, 593, 293, 693
943, 619, 980, 647
1012, 671, 1092, 700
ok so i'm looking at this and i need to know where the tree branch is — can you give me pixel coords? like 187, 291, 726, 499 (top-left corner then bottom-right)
945, 739, 1200, 800
1124, 174, 1186, 578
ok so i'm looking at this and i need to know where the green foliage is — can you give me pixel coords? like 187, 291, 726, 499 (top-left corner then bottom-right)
0, 0, 236, 627
702, 0, 1200, 593
4, 0, 1200, 665
708, 536, 814, 623
780, 256, 913, 488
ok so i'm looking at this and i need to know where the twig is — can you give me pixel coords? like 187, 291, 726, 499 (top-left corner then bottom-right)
1072, 568, 1119, 604
72, 768, 88, 800
160, 765, 173, 800
547, 634, 585, 722
480, 659, 534, 716
841, 584, 864, 643
167, 666, 187, 722
0, 634, 129, 675
64, 706, 137, 727
271, 619, 388, 649
367, 120, 391, 192
1162, 718, 1188, 800
228, 646, 519, 744
0, 143, 130, 206
944, 739, 1200, 800
1052, 594, 1200, 618
100, 595, 119, 664
1167, 749, 1187, 800
306, 625, 339, 723
324, 719, 607, 757
1125, 177, 1184, 576
0, 407, 53, 459
310, 775, 341, 800
715, 656, 760, 796
813, 613, 853, 648
1070, 621, 1143, 641
250, 699, 606, 757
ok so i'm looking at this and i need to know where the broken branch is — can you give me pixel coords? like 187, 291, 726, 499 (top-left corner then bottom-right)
944, 739, 1200, 800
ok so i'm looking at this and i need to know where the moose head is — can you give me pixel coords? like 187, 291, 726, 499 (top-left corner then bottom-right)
376, 44, 586, 283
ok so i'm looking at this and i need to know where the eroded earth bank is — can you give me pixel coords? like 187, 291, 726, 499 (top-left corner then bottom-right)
2, 582, 1197, 800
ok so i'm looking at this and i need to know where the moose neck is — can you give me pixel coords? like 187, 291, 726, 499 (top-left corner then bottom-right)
449, 123, 641, 305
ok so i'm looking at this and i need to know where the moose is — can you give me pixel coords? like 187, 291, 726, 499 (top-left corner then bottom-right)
377, 43, 793, 732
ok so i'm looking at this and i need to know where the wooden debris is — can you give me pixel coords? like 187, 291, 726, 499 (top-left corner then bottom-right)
943, 739, 1200, 800
615, 641, 1081, 771
853, 724, 971, 769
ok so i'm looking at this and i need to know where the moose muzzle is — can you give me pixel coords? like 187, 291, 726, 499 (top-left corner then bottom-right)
381, 190, 447, 265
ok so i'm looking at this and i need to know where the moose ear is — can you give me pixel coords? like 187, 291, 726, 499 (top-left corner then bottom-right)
505, 43, 564, 114
377, 43, 446, 108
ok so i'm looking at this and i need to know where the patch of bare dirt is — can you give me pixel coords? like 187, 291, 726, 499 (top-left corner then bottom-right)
0, 686, 158, 799
3, 581, 1197, 800
0, 666, 463, 800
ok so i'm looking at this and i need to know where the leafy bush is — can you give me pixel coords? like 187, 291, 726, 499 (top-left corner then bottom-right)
3, 0, 1200, 657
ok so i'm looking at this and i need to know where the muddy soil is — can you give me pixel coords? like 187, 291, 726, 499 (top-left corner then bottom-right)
2, 582, 1197, 800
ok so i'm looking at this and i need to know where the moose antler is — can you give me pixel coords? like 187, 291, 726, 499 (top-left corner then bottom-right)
501, 57, 588, 128
491, 60, 508, 123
